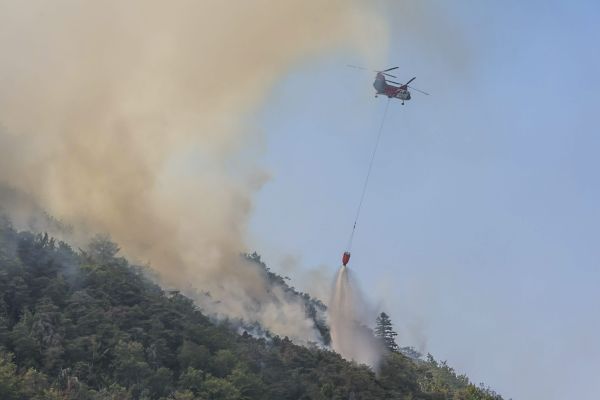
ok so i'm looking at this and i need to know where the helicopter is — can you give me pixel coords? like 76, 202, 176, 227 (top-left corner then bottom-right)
348, 66, 429, 105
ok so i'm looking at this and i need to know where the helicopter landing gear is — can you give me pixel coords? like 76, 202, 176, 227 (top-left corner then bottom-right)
401, 101, 405, 105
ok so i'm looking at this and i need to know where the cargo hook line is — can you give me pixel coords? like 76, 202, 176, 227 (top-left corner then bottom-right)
343, 99, 391, 266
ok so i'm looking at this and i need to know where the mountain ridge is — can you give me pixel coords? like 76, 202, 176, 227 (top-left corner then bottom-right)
0, 216, 504, 399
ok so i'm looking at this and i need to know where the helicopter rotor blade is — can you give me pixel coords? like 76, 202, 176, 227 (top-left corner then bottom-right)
405, 77, 416, 85
387, 80, 401, 85
346, 65, 369, 70
348, 64, 404, 80
348, 65, 398, 78
408, 86, 430, 95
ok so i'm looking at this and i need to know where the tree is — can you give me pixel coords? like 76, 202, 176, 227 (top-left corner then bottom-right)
375, 312, 399, 353
10, 312, 40, 368
86, 235, 121, 265
170, 390, 203, 400
210, 349, 236, 378
179, 367, 204, 394
147, 367, 174, 398
0, 352, 20, 400
112, 340, 151, 389
199, 375, 240, 400
93, 384, 132, 400
0, 314, 9, 346
178, 340, 211, 371
20, 368, 50, 399
227, 365, 265, 400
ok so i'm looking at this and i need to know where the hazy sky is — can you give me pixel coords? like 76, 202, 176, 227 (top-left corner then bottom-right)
249, 1, 600, 399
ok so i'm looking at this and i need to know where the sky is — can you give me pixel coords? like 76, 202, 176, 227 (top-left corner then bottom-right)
248, 1, 600, 399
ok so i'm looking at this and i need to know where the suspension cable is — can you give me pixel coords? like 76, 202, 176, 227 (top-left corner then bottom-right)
346, 98, 391, 251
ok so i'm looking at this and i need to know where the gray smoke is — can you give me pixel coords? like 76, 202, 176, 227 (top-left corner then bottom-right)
0, 0, 388, 344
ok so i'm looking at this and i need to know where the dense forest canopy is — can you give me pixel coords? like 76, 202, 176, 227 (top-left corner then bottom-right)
0, 216, 503, 399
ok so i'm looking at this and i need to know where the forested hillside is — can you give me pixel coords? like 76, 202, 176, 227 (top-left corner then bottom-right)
0, 217, 503, 399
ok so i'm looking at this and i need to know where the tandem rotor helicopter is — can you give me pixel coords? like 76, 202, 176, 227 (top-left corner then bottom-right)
348, 65, 429, 105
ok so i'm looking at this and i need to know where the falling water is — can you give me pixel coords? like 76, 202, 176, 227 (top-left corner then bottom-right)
329, 266, 383, 368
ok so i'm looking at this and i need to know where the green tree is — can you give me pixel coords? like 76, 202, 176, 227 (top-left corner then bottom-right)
0, 352, 20, 400
20, 368, 49, 398
211, 349, 236, 378
112, 340, 151, 389
375, 312, 399, 353
147, 367, 174, 399
86, 235, 121, 265
0, 314, 9, 346
227, 365, 265, 400
170, 390, 203, 400
93, 384, 132, 400
179, 367, 204, 394
379, 352, 419, 395
200, 375, 240, 400
31, 298, 66, 373
10, 312, 40, 368
178, 340, 210, 371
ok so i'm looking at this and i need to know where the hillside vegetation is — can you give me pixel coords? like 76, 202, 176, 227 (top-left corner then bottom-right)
0, 217, 503, 399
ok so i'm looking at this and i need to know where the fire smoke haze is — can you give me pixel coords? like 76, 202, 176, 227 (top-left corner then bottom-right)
0, 1, 388, 344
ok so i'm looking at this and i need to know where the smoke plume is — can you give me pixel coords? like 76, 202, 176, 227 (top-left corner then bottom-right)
0, 0, 387, 343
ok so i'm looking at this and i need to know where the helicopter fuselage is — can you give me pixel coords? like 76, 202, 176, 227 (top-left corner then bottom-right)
373, 73, 411, 101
